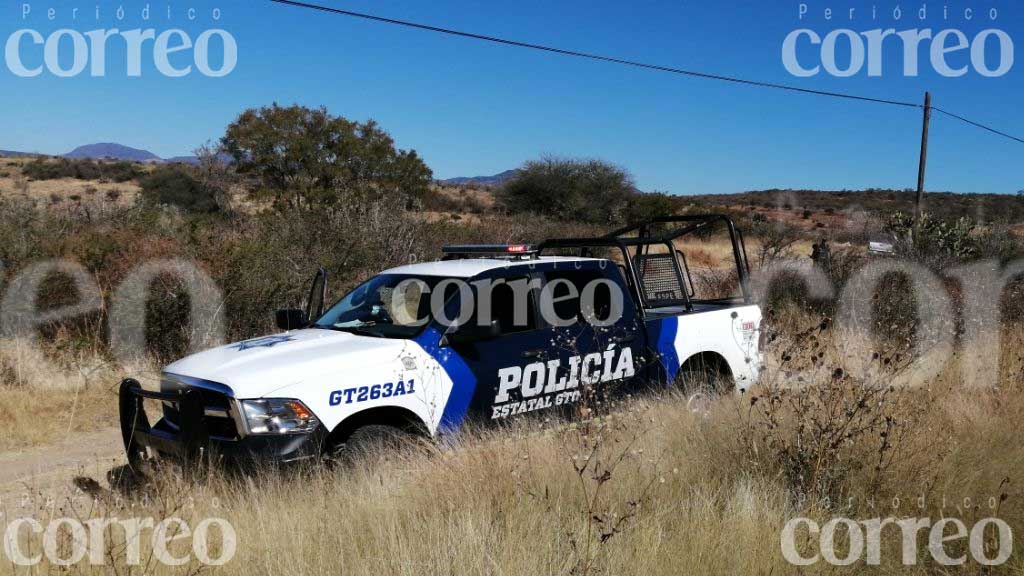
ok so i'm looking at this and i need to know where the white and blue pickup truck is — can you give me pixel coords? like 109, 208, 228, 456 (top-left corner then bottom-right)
119, 215, 763, 467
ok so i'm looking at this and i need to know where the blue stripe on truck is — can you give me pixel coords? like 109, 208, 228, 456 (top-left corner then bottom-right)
650, 316, 681, 384
413, 327, 476, 432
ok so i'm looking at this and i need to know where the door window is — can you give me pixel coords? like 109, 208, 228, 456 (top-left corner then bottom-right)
544, 269, 617, 326
479, 277, 538, 334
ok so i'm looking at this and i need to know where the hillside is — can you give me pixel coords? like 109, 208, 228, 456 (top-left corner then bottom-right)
0, 149, 41, 158
64, 143, 162, 162
0, 143, 200, 163
440, 169, 520, 186
5, 151, 1024, 232
164, 155, 201, 165
687, 188, 1024, 224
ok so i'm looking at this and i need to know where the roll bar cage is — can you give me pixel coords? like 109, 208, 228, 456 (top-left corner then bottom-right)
537, 214, 752, 312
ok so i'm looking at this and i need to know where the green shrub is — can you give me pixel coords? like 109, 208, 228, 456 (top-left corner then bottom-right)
886, 212, 983, 268
222, 104, 432, 210
103, 161, 144, 182
139, 165, 219, 213
624, 192, 680, 224
498, 157, 636, 224
22, 158, 143, 182
145, 274, 194, 364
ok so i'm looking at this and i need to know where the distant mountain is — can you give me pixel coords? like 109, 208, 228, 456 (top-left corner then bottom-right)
0, 150, 42, 158
164, 156, 200, 165
441, 169, 520, 186
65, 143, 161, 162
2, 143, 233, 164
165, 152, 234, 165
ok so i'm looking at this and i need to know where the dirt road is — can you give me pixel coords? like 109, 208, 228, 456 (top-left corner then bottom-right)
0, 428, 123, 502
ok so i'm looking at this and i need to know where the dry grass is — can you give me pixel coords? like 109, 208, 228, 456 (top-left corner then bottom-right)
0, 156, 141, 208
6, 387, 1022, 575
1, 319, 1022, 574
432, 183, 498, 210
0, 339, 156, 452
666, 237, 817, 269
0, 385, 116, 453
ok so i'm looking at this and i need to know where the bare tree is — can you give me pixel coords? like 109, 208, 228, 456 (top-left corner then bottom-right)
751, 217, 800, 269
192, 141, 234, 213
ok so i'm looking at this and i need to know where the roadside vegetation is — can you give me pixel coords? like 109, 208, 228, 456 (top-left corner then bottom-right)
1, 102, 1023, 573
11, 354, 1024, 574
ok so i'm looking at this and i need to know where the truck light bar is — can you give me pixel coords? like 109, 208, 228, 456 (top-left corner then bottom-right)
441, 244, 539, 260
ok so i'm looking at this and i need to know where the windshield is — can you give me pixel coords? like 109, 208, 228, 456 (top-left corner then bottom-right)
313, 274, 458, 339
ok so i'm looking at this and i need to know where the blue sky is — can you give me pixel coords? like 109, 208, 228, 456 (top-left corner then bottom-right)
1, 0, 1022, 194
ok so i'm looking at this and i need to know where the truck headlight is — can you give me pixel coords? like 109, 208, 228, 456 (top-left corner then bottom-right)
241, 399, 320, 435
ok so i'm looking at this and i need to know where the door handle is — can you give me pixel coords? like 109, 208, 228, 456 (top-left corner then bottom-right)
521, 349, 544, 359
610, 334, 636, 344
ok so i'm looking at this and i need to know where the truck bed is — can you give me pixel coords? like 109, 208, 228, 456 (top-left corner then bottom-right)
643, 302, 763, 392
644, 299, 748, 319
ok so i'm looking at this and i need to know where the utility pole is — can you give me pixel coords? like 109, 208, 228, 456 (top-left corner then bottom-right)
914, 91, 932, 224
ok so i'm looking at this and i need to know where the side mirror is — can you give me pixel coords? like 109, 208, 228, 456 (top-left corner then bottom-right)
306, 266, 328, 322
275, 309, 308, 331
445, 320, 500, 346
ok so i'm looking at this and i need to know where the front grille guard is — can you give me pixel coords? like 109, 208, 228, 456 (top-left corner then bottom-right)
119, 378, 217, 468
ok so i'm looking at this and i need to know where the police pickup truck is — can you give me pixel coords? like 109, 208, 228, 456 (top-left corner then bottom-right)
119, 215, 763, 467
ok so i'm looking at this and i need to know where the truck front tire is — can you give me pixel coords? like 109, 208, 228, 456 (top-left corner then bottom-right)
324, 424, 420, 467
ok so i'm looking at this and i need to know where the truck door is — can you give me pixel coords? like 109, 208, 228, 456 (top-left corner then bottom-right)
540, 264, 644, 411
447, 272, 562, 423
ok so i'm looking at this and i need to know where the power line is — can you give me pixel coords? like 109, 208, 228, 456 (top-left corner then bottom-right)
932, 107, 1024, 146
269, 0, 1024, 146
269, 0, 918, 108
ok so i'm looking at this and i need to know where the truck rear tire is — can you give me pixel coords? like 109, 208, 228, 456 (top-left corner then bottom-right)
676, 354, 734, 413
